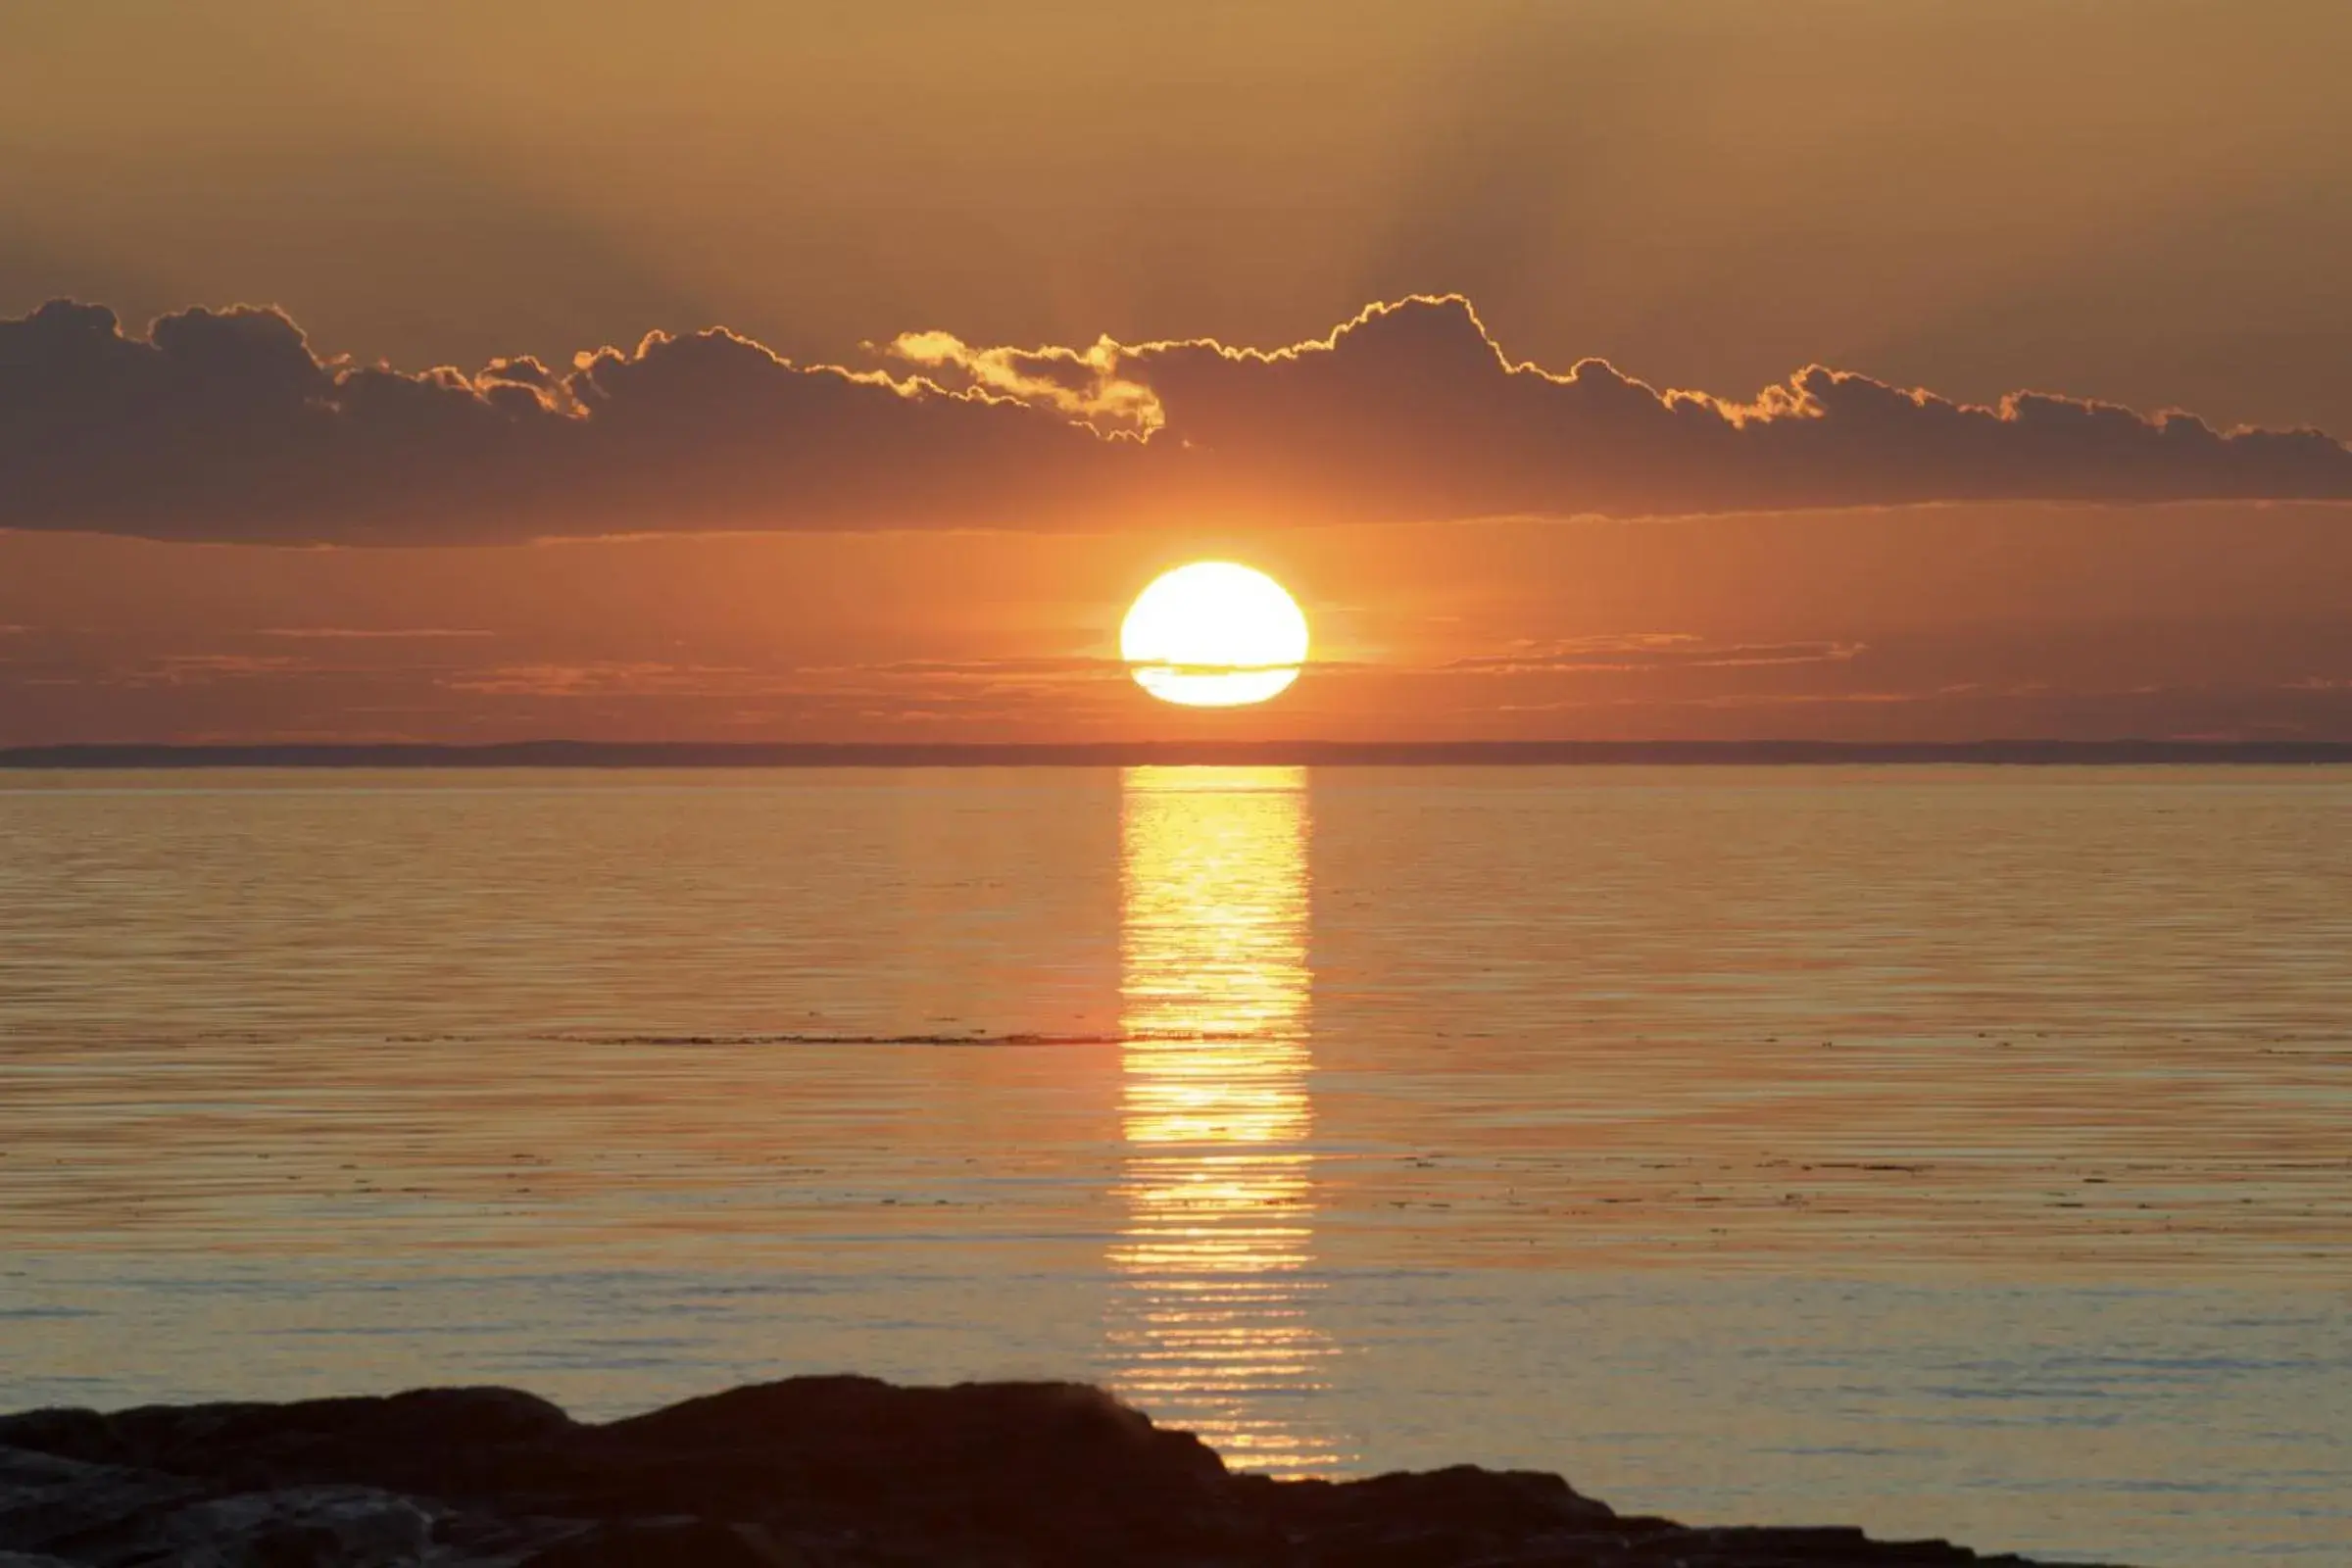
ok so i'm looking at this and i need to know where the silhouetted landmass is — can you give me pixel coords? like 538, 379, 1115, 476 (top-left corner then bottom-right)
0, 1376, 2115, 1566
4, 738, 2352, 769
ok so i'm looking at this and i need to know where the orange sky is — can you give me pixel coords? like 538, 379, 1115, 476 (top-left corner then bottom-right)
3, 1, 2351, 745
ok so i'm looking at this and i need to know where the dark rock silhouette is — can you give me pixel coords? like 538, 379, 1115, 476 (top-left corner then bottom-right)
0, 1376, 2118, 1566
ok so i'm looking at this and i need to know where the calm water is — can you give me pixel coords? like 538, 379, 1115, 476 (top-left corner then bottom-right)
2, 767, 2347, 1565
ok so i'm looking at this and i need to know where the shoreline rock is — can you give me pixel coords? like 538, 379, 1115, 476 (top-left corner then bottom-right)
0, 1376, 2119, 1566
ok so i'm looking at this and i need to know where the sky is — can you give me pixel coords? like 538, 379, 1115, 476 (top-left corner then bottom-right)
4, 0, 2351, 745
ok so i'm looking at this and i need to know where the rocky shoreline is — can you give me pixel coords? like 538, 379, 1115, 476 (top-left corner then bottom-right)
0, 1376, 2116, 1566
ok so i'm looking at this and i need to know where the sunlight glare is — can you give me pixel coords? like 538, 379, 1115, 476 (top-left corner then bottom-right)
1109, 765, 1342, 1476
1120, 563, 1309, 708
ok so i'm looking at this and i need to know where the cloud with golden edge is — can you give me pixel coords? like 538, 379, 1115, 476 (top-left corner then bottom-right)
3, 294, 2348, 545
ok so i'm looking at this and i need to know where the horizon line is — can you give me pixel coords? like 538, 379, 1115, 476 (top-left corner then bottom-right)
5, 739, 2352, 769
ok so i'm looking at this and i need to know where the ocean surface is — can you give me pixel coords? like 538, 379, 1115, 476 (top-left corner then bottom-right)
2, 766, 2346, 1565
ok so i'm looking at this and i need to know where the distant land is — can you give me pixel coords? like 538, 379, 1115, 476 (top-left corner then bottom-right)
5, 740, 2352, 768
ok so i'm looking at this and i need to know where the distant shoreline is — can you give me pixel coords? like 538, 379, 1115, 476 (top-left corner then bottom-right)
5, 739, 2352, 768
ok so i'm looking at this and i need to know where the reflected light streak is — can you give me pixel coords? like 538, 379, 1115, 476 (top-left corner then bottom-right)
1110, 764, 1343, 1475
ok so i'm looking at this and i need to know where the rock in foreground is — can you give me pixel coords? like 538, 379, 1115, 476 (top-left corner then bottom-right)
0, 1377, 2116, 1566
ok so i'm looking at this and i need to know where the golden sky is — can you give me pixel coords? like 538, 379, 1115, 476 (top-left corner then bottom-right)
3, 1, 2350, 744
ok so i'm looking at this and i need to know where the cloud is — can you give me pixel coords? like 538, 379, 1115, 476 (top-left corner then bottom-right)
881, 331, 1164, 434
254, 626, 495, 640
125, 653, 317, 686
439, 662, 786, 699
1077, 298, 2352, 520
1440, 634, 1864, 674
0, 300, 1146, 544
435, 655, 1132, 702
4, 294, 2349, 545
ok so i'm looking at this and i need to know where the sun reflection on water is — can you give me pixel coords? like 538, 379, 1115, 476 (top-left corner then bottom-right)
1111, 764, 1343, 1476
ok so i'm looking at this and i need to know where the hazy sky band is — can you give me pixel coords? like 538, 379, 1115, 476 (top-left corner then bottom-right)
5, 1, 2351, 745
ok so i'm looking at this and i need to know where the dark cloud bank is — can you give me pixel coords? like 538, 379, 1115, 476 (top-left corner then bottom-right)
4, 295, 2349, 545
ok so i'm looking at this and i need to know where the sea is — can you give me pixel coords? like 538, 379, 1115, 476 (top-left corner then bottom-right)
2, 766, 2346, 1565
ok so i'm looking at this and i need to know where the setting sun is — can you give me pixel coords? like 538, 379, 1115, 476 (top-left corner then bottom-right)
1119, 563, 1310, 708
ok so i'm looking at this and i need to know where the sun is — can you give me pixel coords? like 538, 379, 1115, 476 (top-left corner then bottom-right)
1120, 563, 1309, 708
